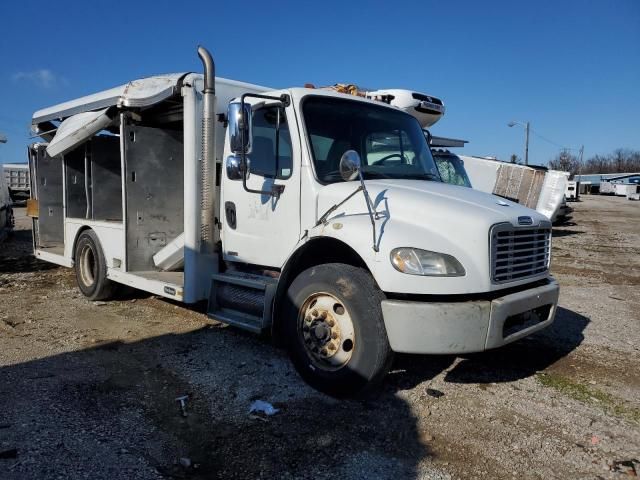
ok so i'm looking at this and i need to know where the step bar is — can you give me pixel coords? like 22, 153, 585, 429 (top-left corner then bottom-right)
207, 272, 278, 334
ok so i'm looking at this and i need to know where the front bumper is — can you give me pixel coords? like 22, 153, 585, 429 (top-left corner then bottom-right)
381, 279, 559, 354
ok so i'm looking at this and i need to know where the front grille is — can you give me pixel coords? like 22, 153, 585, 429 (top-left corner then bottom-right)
490, 223, 551, 283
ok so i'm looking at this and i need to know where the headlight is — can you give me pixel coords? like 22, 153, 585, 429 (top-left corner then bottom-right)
390, 248, 465, 276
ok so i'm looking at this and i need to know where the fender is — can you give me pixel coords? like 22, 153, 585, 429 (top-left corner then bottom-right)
270, 230, 371, 345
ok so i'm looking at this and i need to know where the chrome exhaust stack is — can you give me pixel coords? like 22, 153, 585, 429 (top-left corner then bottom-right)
197, 45, 216, 254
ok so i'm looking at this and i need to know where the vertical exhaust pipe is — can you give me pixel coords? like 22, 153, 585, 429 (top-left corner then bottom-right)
197, 45, 216, 254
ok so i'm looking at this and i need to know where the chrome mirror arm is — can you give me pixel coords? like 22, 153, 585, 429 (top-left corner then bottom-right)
357, 170, 379, 252
338, 149, 378, 252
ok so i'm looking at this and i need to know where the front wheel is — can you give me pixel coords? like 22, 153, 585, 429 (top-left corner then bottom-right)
284, 263, 393, 397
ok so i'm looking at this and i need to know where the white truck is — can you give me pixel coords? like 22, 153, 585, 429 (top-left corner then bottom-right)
3, 163, 31, 199
565, 180, 579, 201
28, 47, 559, 396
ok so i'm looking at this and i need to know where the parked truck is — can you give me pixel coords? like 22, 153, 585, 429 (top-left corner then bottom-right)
28, 47, 559, 396
565, 180, 579, 202
3, 163, 30, 200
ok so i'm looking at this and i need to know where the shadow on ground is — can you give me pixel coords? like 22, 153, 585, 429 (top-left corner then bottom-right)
0, 326, 429, 480
552, 228, 584, 238
0, 305, 588, 479
0, 231, 58, 274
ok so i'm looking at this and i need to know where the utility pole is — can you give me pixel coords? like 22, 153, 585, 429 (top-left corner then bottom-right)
524, 121, 530, 166
508, 121, 530, 166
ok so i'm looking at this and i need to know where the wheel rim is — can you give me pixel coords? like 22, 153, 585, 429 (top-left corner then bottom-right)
298, 292, 355, 371
79, 244, 97, 287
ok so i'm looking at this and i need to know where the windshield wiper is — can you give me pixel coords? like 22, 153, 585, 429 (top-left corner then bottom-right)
361, 171, 391, 179
402, 173, 440, 180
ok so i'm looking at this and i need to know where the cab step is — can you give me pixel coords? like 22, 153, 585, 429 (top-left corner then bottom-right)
207, 272, 278, 333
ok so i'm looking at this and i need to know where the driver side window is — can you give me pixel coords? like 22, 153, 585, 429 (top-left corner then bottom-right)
250, 106, 293, 179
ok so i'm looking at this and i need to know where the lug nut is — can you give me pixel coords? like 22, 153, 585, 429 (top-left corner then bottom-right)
327, 319, 335, 327
331, 332, 338, 340
320, 311, 327, 319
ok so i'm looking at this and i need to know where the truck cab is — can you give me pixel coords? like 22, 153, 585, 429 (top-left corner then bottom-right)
28, 47, 559, 396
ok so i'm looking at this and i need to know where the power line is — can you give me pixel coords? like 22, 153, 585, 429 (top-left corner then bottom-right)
527, 127, 581, 152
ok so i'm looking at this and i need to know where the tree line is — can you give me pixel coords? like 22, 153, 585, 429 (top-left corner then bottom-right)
548, 148, 640, 177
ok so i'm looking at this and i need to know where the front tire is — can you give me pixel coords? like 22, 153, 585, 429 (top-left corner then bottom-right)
284, 263, 393, 397
74, 229, 116, 301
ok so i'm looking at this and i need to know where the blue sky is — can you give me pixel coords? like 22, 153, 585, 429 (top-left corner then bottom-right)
1, 0, 638, 166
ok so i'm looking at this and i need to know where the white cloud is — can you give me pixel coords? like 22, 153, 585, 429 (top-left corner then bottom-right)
11, 69, 67, 88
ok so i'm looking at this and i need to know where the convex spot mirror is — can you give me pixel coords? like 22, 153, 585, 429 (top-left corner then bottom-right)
339, 150, 362, 181
226, 155, 252, 180
228, 102, 252, 155
226, 155, 241, 180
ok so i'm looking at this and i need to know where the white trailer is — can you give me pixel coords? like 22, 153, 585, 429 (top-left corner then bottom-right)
29, 47, 559, 396
600, 180, 616, 195
565, 180, 579, 201
614, 184, 639, 197
445, 154, 569, 222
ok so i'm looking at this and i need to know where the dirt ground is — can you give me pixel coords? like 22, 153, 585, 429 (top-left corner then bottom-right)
1, 195, 639, 479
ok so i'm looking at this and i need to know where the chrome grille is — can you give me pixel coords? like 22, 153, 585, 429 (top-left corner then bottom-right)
491, 223, 551, 283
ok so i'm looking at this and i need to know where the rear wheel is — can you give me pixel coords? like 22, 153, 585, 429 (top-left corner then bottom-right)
284, 263, 393, 397
74, 229, 116, 301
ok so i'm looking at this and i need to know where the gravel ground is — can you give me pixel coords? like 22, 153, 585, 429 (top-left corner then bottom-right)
1, 195, 639, 479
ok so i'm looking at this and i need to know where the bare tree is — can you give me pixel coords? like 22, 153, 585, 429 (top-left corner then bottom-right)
577, 149, 640, 174
548, 149, 580, 177
509, 154, 521, 164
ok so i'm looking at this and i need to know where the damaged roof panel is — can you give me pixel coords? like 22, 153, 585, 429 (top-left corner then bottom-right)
46, 107, 115, 158
32, 73, 189, 125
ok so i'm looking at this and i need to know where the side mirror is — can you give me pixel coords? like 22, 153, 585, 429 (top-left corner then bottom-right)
339, 150, 362, 181
228, 102, 252, 154
226, 155, 242, 180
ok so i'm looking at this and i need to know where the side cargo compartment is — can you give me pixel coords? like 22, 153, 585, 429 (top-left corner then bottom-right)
28, 144, 69, 265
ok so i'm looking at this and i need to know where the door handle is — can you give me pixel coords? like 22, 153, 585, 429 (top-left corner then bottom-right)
225, 201, 237, 229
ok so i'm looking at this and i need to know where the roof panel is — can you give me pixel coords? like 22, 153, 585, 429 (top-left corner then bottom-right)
46, 108, 114, 158
32, 73, 188, 125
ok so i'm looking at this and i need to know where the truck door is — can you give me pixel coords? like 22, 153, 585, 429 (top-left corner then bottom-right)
221, 102, 301, 268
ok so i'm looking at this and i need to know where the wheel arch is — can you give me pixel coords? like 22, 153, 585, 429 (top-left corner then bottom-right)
271, 236, 371, 345
71, 225, 94, 262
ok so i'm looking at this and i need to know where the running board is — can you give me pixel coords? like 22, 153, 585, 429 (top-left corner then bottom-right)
207, 272, 278, 334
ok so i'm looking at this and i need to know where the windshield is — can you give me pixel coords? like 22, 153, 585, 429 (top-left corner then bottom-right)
303, 96, 441, 183
433, 152, 473, 188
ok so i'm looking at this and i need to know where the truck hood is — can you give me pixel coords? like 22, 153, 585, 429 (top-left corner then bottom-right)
317, 179, 548, 228
314, 179, 552, 295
